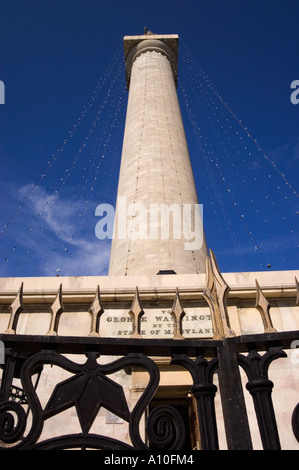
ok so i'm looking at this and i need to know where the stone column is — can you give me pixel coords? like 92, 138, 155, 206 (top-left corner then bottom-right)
109, 34, 208, 276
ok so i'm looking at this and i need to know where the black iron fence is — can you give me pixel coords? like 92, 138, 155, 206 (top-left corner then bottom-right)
0, 329, 298, 450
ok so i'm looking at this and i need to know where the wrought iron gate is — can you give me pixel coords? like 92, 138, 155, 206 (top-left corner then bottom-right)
0, 330, 299, 450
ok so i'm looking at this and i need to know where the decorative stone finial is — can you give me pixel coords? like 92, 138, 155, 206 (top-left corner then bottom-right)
5, 282, 24, 334
46, 284, 64, 336
203, 250, 235, 339
89, 286, 104, 337
170, 288, 186, 340
129, 287, 144, 338
255, 280, 276, 333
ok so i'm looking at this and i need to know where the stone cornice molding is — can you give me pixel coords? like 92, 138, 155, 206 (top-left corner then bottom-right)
0, 281, 297, 306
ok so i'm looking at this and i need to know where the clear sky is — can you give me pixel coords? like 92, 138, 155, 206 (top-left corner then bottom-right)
0, 0, 298, 277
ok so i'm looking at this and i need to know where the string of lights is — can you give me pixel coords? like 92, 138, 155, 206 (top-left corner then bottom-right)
179, 40, 298, 271
1, 43, 126, 276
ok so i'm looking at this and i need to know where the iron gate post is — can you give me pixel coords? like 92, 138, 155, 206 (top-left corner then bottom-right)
238, 347, 286, 450
217, 339, 253, 450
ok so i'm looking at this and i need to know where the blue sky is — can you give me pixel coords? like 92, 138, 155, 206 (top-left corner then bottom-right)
0, 0, 298, 277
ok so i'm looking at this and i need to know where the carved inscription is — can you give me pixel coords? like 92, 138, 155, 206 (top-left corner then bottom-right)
103, 308, 212, 339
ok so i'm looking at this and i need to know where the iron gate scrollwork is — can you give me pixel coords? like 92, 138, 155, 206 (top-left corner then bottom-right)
0, 336, 216, 451
0, 347, 180, 450
0, 332, 299, 450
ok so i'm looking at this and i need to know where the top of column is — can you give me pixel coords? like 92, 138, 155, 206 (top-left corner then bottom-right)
123, 32, 179, 89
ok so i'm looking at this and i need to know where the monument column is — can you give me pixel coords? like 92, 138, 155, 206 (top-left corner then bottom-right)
109, 33, 208, 276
